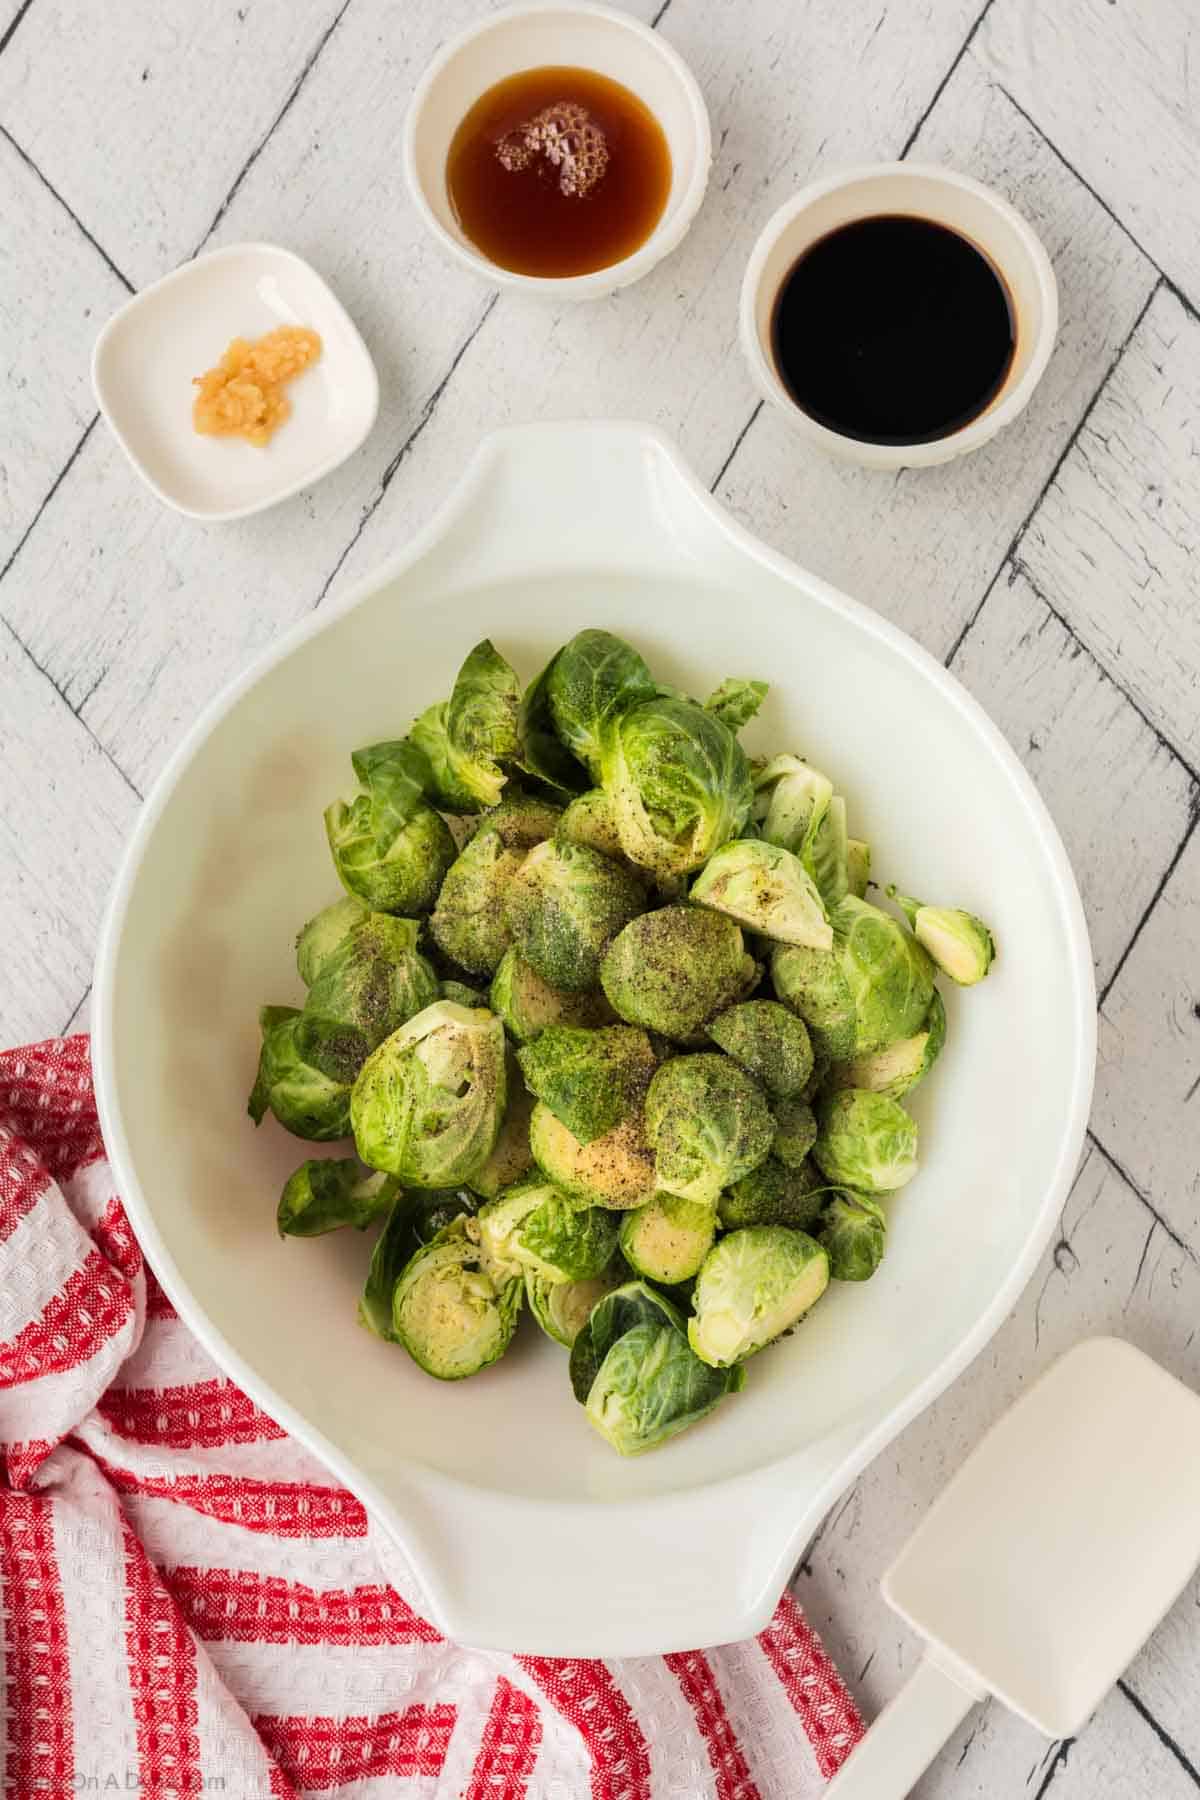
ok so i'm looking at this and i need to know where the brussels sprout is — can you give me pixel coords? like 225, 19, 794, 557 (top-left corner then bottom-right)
601, 907, 757, 1041
428, 828, 518, 976
619, 1193, 715, 1285
411, 1187, 480, 1244
753, 755, 848, 909
601, 696, 753, 878
825, 989, 946, 1102
391, 1217, 523, 1379
324, 741, 456, 914
529, 1102, 657, 1210
467, 1052, 535, 1198
818, 1192, 886, 1280
770, 1096, 819, 1168
689, 1227, 829, 1367
704, 677, 768, 732
478, 1175, 619, 1283
296, 896, 368, 986
516, 651, 591, 800
706, 1000, 814, 1099
277, 1158, 399, 1237
691, 839, 831, 950
441, 979, 488, 1008
351, 1001, 506, 1186
409, 639, 521, 813
248, 1006, 353, 1141
773, 895, 934, 1060
526, 1262, 624, 1348
359, 1196, 419, 1339
480, 792, 563, 851
546, 629, 657, 778
846, 839, 871, 900
570, 1280, 744, 1455
517, 1025, 655, 1145
718, 1155, 823, 1230
557, 789, 625, 859
813, 1089, 918, 1193
887, 888, 996, 986
301, 914, 440, 1061
505, 840, 645, 991
490, 947, 612, 1043
644, 1054, 774, 1206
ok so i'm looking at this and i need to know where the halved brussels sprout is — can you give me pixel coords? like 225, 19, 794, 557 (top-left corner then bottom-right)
619, 1193, 715, 1285
391, 1217, 523, 1379
466, 1052, 535, 1199
248, 1006, 353, 1141
601, 695, 753, 878
557, 789, 625, 860
644, 1054, 774, 1206
526, 1262, 624, 1348
517, 1024, 655, 1145
887, 888, 996, 986
818, 1192, 886, 1280
770, 1096, 819, 1169
324, 741, 456, 914
277, 1158, 399, 1237
302, 914, 440, 1057
718, 1155, 823, 1230
351, 1001, 506, 1186
490, 947, 612, 1043
691, 839, 831, 949
825, 989, 946, 1102
505, 840, 645, 991
813, 1089, 918, 1193
704, 677, 768, 731
706, 1000, 814, 1099
753, 755, 848, 910
846, 839, 871, 900
295, 896, 368, 987
529, 1102, 656, 1210
688, 1227, 829, 1368
545, 629, 657, 778
478, 1175, 619, 1283
773, 896, 934, 1060
570, 1280, 744, 1455
409, 639, 521, 813
601, 907, 757, 1041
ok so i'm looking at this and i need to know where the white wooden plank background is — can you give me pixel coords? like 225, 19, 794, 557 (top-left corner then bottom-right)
2, 1, 1199, 1792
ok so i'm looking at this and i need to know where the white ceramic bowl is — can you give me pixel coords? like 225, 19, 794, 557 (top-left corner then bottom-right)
740, 163, 1059, 470
92, 243, 380, 522
403, 2, 711, 298
93, 421, 1094, 1656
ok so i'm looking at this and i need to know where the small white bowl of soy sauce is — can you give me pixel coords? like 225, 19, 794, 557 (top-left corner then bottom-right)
740, 163, 1058, 469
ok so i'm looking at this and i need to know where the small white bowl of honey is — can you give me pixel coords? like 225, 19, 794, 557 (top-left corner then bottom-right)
403, 2, 711, 298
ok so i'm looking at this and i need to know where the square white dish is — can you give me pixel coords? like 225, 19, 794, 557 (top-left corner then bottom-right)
92, 242, 379, 522
92, 421, 1095, 1656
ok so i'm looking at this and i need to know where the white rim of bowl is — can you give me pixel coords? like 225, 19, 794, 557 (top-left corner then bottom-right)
401, 0, 712, 298
739, 161, 1060, 468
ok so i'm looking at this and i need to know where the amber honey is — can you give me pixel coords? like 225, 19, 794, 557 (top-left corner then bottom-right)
446, 66, 672, 279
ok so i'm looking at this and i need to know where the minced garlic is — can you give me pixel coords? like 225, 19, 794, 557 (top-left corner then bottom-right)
192, 325, 322, 448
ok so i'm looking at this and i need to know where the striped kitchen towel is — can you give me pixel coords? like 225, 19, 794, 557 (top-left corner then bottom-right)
0, 1034, 862, 1799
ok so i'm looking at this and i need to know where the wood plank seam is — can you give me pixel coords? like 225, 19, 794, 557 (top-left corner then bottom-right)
1086, 1128, 1198, 1266
898, 0, 999, 161
0, 609, 142, 802
1097, 804, 1200, 1012
0, 0, 34, 61
0, 415, 97, 592
0, 122, 134, 292
1118, 1680, 1200, 1790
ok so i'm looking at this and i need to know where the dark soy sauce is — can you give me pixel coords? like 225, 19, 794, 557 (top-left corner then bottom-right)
770, 215, 1016, 446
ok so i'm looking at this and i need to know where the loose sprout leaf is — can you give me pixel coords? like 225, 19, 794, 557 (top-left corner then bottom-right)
410, 640, 521, 813
547, 629, 658, 778
360, 1195, 420, 1339
279, 1159, 399, 1237
846, 839, 872, 900
601, 695, 754, 878
526, 1261, 624, 1348
517, 651, 591, 799
754, 756, 833, 857
704, 677, 768, 731
350, 739, 433, 854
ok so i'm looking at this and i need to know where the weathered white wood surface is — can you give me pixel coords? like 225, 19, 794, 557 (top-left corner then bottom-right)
2, 1, 1199, 1792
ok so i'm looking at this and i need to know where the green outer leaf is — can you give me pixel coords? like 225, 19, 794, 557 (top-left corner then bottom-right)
248, 1009, 352, 1141
818, 1191, 886, 1280
517, 651, 591, 798
518, 1192, 620, 1282
704, 677, 768, 731
324, 792, 455, 914
718, 1155, 823, 1230
359, 1196, 420, 1338
279, 1160, 399, 1237
350, 740, 432, 854
547, 630, 657, 777
295, 897, 368, 987
600, 695, 753, 878
568, 1279, 688, 1401
517, 1024, 654, 1145
410, 640, 521, 813
583, 1317, 743, 1455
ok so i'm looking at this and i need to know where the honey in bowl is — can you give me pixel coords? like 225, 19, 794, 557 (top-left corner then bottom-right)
446, 66, 672, 278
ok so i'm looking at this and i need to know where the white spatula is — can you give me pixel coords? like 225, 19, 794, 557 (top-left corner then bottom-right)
826, 1337, 1200, 1799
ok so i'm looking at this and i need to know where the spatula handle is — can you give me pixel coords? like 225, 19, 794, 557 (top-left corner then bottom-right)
825, 1653, 982, 1799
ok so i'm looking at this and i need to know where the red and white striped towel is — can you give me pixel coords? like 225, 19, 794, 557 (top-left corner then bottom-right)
0, 1036, 863, 1799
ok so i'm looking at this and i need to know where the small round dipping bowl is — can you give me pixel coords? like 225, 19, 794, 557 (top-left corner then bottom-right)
403, 2, 711, 299
740, 162, 1059, 470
